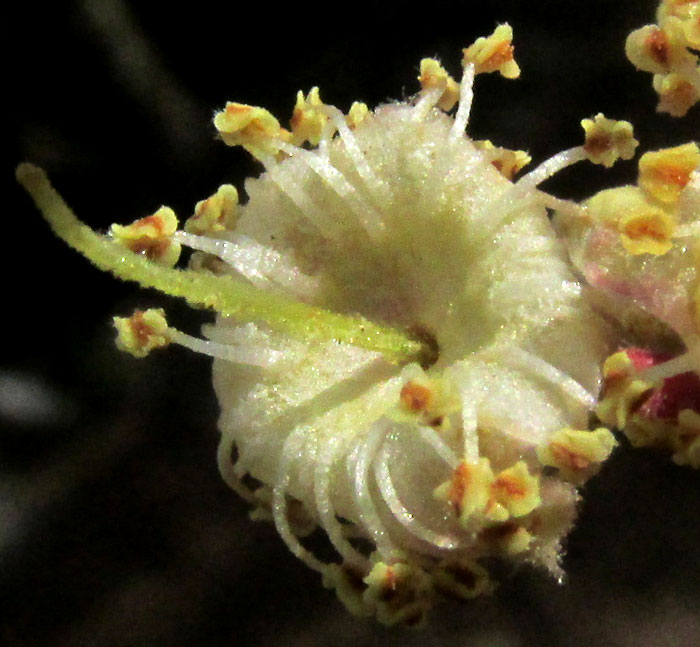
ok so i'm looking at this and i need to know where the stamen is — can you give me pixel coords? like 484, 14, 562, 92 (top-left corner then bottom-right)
462, 23, 520, 79
185, 184, 238, 234
113, 308, 170, 357
537, 427, 617, 485
515, 115, 637, 194
110, 206, 181, 267
346, 102, 369, 130
474, 140, 531, 180
585, 186, 676, 256
416, 58, 460, 114
580, 114, 639, 167
290, 87, 330, 147
537, 191, 588, 220
214, 102, 291, 159
638, 142, 700, 206
112, 306, 285, 367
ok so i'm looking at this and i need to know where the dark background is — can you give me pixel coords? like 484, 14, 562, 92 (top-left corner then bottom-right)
5, 1, 700, 645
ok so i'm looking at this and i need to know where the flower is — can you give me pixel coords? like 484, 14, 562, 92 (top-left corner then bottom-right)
17, 16, 699, 627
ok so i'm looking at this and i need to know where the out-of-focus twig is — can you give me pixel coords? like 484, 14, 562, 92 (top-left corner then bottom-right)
78, 0, 210, 164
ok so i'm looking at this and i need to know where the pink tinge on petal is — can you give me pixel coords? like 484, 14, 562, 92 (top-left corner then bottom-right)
584, 261, 695, 336
584, 262, 644, 300
624, 347, 674, 372
638, 371, 700, 420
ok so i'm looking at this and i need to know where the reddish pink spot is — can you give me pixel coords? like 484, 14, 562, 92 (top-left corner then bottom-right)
624, 347, 673, 372
638, 372, 700, 420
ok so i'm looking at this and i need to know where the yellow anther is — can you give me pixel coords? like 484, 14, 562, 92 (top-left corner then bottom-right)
586, 186, 675, 256
434, 458, 494, 526
322, 563, 373, 618
625, 16, 694, 74
619, 206, 676, 256
639, 142, 700, 206
362, 561, 431, 627
626, 25, 673, 75
214, 102, 290, 159
432, 560, 492, 599
185, 184, 239, 235
537, 428, 617, 484
290, 87, 330, 147
683, 4, 700, 48
480, 522, 533, 555
394, 376, 459, 430
499, 526, 532, 555
581, 114, 639, 168
658, 0, 700, 22
596, 350, 654, 429
399, 379, 433, 413
623, 415, 674, 450
671, 409, 700, 468
109, 206, 181, 267
626, 4, 699, 118
489, 461, 541, 518
113, 308, 170, 358
462, 23, 520, 79
418, 58, 460, 111
660, 13, 699, 57
474, 140, 531, 180
653, 71, 699, 117
346, 101, 369, 129
623, 397, 700, 465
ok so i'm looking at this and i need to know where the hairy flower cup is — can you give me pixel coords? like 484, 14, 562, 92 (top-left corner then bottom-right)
17, 17, 699, 627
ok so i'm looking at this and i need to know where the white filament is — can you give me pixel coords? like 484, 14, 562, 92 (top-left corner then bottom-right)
640, 338, 700, 382
352, 422, 396, 559
216, 431, 256, 503
417, 426, 460, 469
450, 62, 475, 141
489, 344, 597, 408
260, 153, 343, 239
174, 230, 319, 298
374, 443, 460, 553
515, 146, 587, 192
272, 425, 326, 573
314, 431, 369, 570
276, 140, 385, 241
167, 328, 283, 367
412, 85, 445, 122
323, 105, 394, 212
